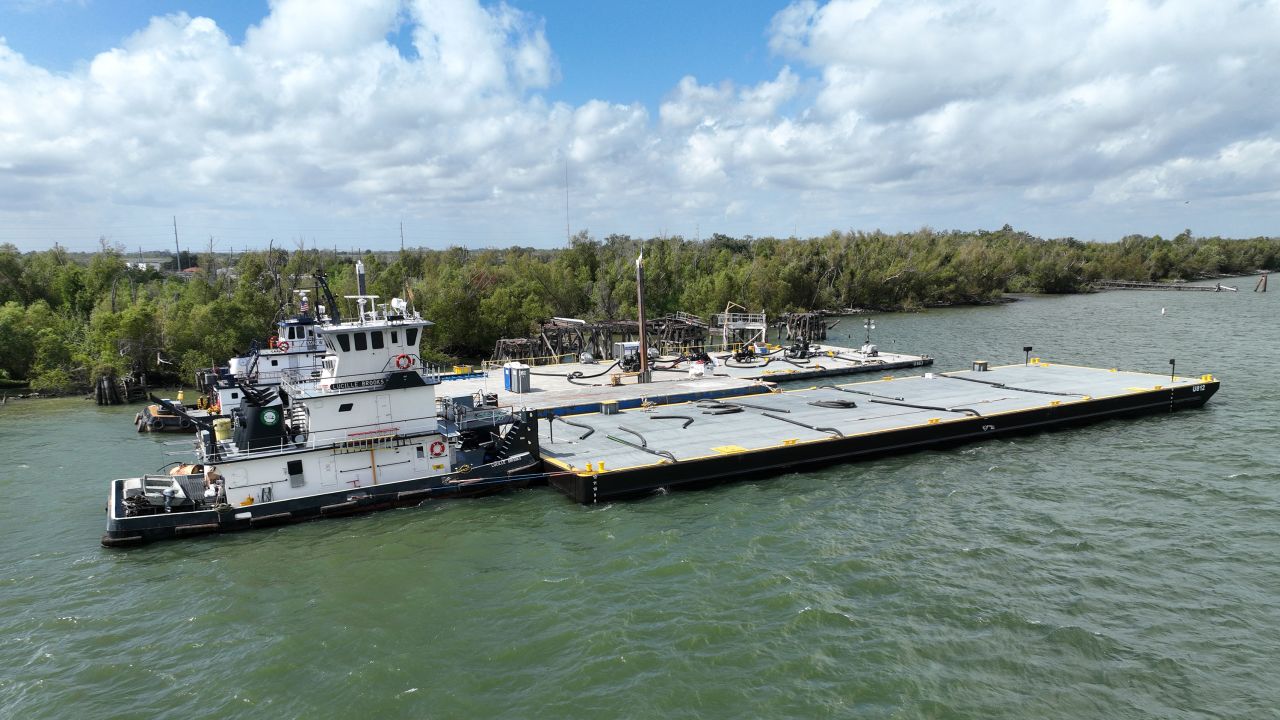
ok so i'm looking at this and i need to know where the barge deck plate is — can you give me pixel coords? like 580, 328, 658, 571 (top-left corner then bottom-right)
539, 361, 1219, 503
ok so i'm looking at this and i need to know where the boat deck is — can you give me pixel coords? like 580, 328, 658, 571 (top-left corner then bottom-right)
539, 361, 1218, 502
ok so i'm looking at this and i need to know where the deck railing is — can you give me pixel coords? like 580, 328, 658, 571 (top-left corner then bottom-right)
280, 364, 443, 395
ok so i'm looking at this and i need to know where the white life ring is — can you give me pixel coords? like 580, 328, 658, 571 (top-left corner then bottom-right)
395, 354, 414, 370
429, 440, 446, 457
278, 341, 290, 352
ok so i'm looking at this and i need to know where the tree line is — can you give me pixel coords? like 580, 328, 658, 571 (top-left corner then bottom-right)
1, 227, 1275, 392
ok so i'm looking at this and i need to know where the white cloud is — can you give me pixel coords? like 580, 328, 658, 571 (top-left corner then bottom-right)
0, 0, 1278, 249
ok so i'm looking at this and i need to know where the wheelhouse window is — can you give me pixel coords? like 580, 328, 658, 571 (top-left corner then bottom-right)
406, 328, 418, 347
336, 334, 350, 352
390, 331, 399, 345
371, 331, 384, 350
354, 333, 368, 351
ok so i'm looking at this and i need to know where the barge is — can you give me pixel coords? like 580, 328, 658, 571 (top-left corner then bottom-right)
540, 360, 1220, 503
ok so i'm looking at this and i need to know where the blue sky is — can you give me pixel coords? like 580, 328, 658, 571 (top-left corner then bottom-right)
0, 0, 1277, 253
0, 1, 790, 110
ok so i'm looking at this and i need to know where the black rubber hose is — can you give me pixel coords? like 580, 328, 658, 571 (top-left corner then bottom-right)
867, 398, 982, 417
700, 406, 744, 415
617, 426, 648, 447
531, 359, 621, 379
820, 385, 903, 401
809, 399, 859, 409
550, 416, 595, 439
940, 373, 1083, 397
761, 412, 844, 437
651, 415, 695, 429
724, 400, 790, 413
724, 357, 772, 369
606, 434, 677, 462
833, 353, 886, 365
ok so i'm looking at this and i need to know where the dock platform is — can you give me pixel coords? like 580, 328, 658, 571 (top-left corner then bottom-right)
703, 344, 932, 381
539, 361, 1219, 503
440, 371, 770, 419
437, 344, 931, 417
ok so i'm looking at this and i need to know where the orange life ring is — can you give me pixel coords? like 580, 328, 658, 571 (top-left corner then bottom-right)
395, 354, 413, 370
278, 341, 290, 352
429, 440, 446, 457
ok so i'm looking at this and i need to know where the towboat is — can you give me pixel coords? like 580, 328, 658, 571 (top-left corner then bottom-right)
104, 292, 541, 546
195, 286, 334, 415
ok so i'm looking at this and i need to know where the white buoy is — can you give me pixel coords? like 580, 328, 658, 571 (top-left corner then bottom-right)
1161, 307, 1166, 316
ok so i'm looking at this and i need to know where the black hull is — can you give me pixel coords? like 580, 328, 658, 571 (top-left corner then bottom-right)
103, 453, 540, 547
550, 382, 1219, 504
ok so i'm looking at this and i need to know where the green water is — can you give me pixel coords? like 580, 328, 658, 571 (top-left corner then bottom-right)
1, 283, 1276, 719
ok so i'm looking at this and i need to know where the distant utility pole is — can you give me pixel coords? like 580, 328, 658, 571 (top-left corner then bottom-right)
400, 221, 405, 251
172, 216, 181, 270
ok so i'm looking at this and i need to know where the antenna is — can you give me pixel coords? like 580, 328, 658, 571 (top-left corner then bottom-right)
400, 221, 405, 251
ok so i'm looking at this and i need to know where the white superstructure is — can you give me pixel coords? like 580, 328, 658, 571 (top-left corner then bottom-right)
203, 296, 457, 507
106, 275, 540, 545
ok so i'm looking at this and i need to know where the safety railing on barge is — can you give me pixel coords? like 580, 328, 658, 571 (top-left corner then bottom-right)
279, 361, 443, 396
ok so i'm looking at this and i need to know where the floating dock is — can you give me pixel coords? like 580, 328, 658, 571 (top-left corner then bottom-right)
1096, 280, 1238, 292
696, 344, 931, 381
539, 361, 1219, 503
440, 370, 771, 419
438, 344, 931, 417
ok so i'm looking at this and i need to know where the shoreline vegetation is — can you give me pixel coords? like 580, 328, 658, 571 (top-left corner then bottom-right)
1, 227, 1275, 397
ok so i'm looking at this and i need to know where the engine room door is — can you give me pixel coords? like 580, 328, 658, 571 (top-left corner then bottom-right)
375, 394, 392, 424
